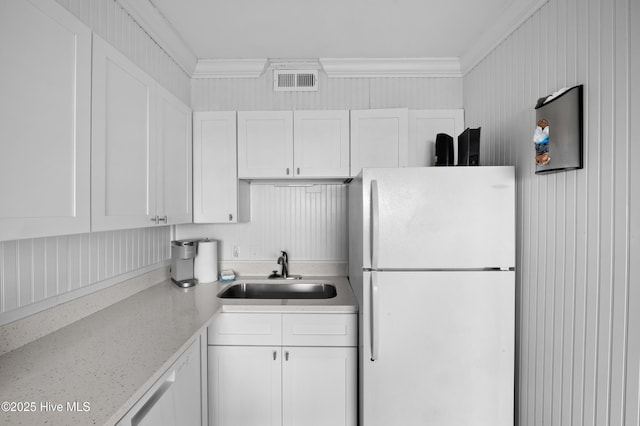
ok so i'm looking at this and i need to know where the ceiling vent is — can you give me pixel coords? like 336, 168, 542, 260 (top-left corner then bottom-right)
273, 69, 318, 92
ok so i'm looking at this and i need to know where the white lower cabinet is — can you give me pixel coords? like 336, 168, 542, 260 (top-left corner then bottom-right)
208, 346, 282, 426
117, 338, 201, 426
207, 313, 357, 426
281, 346, 356, 426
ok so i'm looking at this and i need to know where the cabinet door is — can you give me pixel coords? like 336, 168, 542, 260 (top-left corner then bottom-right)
193, 112, 241, 223
350, 108, 408, 176
282, 347, 357, 426
238, 111, 294, 178
293, 110, 350, 178
157, 86, 192, 225
408, 109, 465, 166
0, 0, 91, 241
209, 346, 282, 426
91, 36, 157, 231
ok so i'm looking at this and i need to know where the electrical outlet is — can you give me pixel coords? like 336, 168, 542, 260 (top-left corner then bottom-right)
232, 245, 239, 258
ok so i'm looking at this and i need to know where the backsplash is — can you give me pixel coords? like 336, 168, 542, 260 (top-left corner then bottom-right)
0, 227, 170, 325
177, 184, 348, 262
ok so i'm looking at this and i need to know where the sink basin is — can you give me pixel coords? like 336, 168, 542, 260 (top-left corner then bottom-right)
218, 282, 337, 299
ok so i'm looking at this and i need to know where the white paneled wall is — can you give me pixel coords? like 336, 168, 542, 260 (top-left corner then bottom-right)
0, 227, 170, 325
463, 0, 639, 425
55, 0, 190, 104
191, 71, 463, 111
178, 184, 348, 261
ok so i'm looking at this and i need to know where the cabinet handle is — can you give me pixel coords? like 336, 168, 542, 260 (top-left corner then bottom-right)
297, 168, 300, 175
273, 351, 277, 360
285, 351, 289, 361
158, 216, 167, 223
286, 168, 290, 175
229, 214, 233, 221
150, 216, 159, 224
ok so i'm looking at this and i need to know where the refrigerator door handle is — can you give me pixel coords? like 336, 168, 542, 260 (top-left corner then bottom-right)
370, 271, 380, 361
371, 179, 379, 269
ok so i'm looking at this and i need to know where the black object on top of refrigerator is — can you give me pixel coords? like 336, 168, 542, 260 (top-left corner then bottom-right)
457, 127, 481, 166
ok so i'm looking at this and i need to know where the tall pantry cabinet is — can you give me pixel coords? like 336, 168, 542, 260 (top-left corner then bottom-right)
0, 0, 91, 241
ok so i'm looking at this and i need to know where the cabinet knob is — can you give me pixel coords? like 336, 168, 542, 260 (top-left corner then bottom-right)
229, 214, 233, 221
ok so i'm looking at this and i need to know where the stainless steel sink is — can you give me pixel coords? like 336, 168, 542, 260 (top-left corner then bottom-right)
218, 282, 337, 299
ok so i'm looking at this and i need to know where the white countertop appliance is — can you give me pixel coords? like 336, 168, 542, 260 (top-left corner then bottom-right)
348, 166, 515, 426
171, 239, 199, 288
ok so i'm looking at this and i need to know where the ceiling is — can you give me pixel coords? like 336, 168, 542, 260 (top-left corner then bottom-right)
150, 0, 513, 60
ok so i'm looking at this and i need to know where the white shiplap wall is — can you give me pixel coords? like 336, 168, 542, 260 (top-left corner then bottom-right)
463, 0, 639, 425
177, 184, 348, 261
191, 72, 463, 111
0, 0, 188, 325
0, 227, 170, 325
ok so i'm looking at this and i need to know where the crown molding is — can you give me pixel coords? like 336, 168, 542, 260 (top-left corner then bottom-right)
117, 0, 548, 79
192, 59, 268, 78
116, 0, 197, 75
460, 0, 549, 75
320, 58, 462, 78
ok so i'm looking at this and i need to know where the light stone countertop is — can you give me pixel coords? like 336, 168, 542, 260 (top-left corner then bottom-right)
0, 275, 357, 425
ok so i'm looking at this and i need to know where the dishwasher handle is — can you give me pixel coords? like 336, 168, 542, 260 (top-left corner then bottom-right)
132, 371, 175, 425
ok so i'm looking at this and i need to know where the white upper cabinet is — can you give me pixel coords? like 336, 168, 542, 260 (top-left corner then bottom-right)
408, 109, 465, 166
238, 110, 350, 179
293, 110, 350, 178
193, 111, 249, 223
92, 36, 192, 231
157, 86, 193, 225
92, 36, 158, 232
0, 0, 91, 241
350, 108, 409, 176
238, 111, 294, 179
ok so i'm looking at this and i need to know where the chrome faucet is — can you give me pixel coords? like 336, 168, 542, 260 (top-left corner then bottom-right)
277, 251, 289, 279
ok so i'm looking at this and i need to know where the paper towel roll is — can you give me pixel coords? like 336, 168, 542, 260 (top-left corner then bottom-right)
195, 239, 218, 283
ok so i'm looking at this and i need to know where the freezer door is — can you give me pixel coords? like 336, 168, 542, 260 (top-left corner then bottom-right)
362, 167, 515, 270
361, 270, 514, 426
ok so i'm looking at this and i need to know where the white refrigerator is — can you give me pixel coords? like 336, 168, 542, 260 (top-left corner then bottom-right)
348, 166, 515, 426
